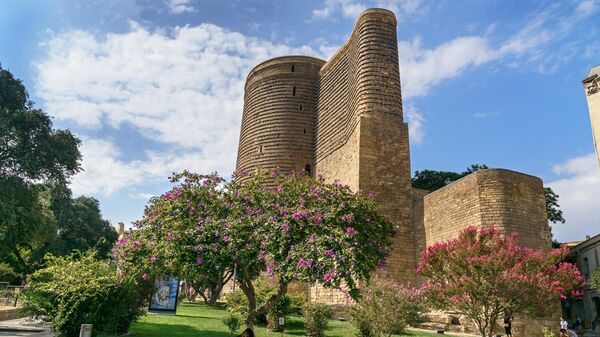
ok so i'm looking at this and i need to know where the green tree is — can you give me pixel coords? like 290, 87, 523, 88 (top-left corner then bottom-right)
0, 66, 81, 274
117, 170, 395, 329
44, 186, 117, 258
412, 164, 565, 224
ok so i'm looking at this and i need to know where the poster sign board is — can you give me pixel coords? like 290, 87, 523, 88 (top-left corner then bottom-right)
149, 277, 179, 314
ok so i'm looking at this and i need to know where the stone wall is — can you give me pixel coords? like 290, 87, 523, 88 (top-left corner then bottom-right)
236, 56, 325, 179
423, 169, 551, 249
314, 8, 415, 285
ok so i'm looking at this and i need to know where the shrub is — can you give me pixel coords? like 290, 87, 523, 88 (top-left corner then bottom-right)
225, 290, 249, 317
225, 277, 305, 331
20, 253, 150, 337
222, 314, 242, 335
543, 327, 557, 337
0, 262, 20, 285
350, 280, 426, 337
591, 267, 600, 291
303, 303, 333, 337
288, 293, 307, 315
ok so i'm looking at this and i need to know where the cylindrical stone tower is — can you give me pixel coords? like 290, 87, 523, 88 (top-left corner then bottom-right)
236, 56, 325, 180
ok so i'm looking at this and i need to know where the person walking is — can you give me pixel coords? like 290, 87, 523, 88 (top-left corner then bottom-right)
504, 314, 513, 337
574, 316, 582, 331
560, 317, 569, 337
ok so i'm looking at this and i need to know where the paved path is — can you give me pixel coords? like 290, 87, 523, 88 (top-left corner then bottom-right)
0, 318, 51, 337
408, 327, 479, 337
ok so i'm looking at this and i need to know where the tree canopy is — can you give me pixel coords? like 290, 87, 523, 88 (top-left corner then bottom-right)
417, 225, 584, 337
0, 66, 115, 279
117, 170, 395, 328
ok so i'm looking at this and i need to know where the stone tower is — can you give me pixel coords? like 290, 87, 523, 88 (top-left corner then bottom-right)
234, 8, 551, 307
583, 65, 600, 166
236, 56, 325, 180
314, 9, 415, 284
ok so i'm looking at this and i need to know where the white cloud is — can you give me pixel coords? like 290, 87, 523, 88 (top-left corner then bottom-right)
397, 1, 598, 98
312, 0, 422, 21
546, 153, 600, 242
167, 0, 194, 14
399, 36, 497, 98
37, 23, 325, 196
37, 1, 598, 197
472, 111, 500, 119
405, 105, 425, 144
71, 137, 241, 197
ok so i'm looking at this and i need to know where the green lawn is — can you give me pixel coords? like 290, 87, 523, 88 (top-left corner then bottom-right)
108, 301, 456, 337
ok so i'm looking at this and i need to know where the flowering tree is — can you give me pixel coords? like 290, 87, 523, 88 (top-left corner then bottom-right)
114, 172, 233, 305
116, 170, 394, 328
417, 226, 584, 337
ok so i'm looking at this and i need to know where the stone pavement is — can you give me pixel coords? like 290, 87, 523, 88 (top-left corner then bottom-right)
407, 327, 479, 337
0, 318, 51, 337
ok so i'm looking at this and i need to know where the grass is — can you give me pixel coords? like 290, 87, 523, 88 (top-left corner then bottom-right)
105, 301, 458, 337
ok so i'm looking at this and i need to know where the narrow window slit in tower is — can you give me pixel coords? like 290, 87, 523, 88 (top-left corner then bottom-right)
303, 129, 306, 134
292, 86, 296, 96
291, 65, 295, 72
304, 164, 311, 176
299, 104, 303, 111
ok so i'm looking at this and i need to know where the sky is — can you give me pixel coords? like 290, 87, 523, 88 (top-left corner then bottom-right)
0, 0, 599, 242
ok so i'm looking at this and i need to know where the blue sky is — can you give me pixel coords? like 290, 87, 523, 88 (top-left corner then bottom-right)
1, 0, 599, 242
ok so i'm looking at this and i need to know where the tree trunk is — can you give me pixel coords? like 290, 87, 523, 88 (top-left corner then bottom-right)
12, 247, 29, 276
238, 269, 258, 330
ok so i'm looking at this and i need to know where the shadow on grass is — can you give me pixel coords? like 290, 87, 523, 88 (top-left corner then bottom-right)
278, 319, 305, 336
129, 322, 233, 337
175, 314, 223, 321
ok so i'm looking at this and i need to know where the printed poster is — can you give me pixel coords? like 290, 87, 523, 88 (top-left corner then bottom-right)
149, 277, 179, 313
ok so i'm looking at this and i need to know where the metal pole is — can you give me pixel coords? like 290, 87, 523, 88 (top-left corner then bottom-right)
232, 262, 237, 292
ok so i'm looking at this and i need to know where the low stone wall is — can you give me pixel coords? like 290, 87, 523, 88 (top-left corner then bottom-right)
0, 307, 18, 321
415, 310, 559, 337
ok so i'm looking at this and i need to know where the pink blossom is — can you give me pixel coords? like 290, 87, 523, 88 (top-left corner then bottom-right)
133, 240, 141, 247
197, 258, 203, 265
325, 249, 334, 256
118, 273, 125, 279
281, 223, 289, 230
167, 231, 173, 239
223, 235, 229, 242
150, 256, 157, 263
142, 273, 148, 280
323, 273, 333, 281
346, 227, 357, 234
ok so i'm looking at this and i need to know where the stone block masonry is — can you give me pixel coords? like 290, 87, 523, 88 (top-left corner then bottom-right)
423, 169, 551, 250
233, 8, 552, 334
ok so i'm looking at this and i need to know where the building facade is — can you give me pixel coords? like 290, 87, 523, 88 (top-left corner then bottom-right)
564, 234, 600, 333
583, 65, 600, 166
